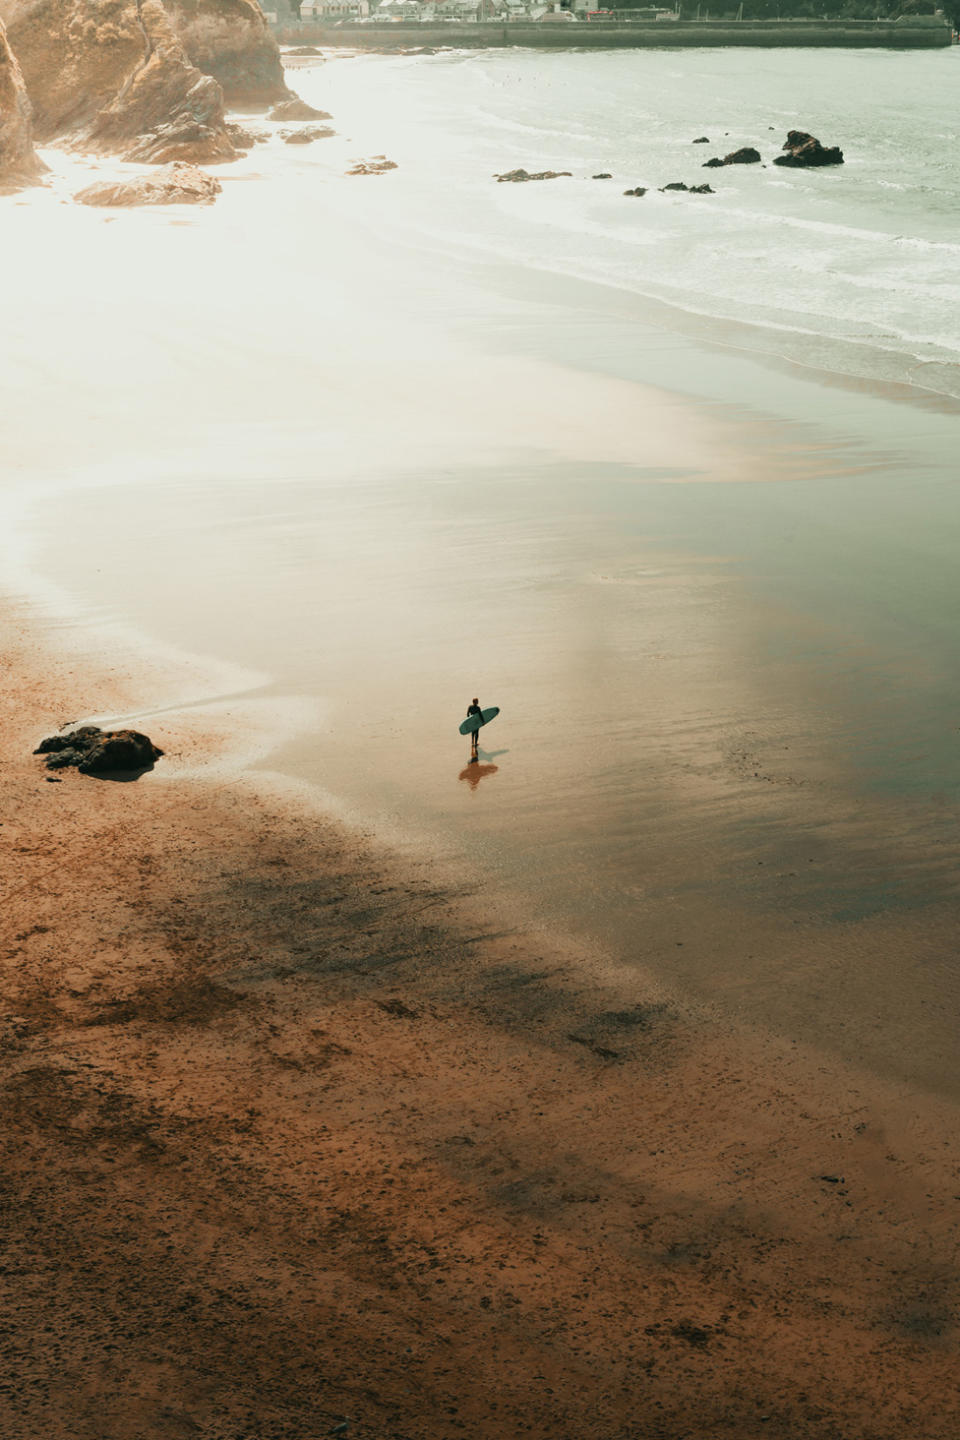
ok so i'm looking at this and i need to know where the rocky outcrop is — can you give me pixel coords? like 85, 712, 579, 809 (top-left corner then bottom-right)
75, 161, 221, 205
623, 186, 646, 197
269, 97, 330, 120
659, 181, 714, 193
162, 0, 287, 103
494, 167, 572, 182
592, 172, 612, 179
774, 130, 844, 167
0, 16, 41, 186
2, 0, 234, 158
703, 145, 760, 168
124, 114, 236, 163
35, 725, 164, 774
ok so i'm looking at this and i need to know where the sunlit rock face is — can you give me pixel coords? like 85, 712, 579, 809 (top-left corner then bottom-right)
162, 0, 288, 103
1, 0, 233, 155
0, 17, 41, 185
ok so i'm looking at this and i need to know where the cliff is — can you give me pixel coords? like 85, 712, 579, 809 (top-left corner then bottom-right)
1, 0, 237, 158
162, 0, 287, 103
0, 16, 40, 185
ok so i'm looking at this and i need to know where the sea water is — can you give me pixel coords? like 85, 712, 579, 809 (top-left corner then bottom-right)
311, 45, 960, 397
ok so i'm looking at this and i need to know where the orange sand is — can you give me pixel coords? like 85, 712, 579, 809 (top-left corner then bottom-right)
2, 603, 959, 1440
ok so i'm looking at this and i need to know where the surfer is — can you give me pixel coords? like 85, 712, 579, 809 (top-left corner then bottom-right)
466, 698, 482, 762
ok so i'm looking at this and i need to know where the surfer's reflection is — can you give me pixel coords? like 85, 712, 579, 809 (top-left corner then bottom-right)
458, 763, 499, 791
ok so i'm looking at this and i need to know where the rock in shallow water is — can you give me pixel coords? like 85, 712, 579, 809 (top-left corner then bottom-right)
703, 146, 761, 168
282, 125, 336, 144
494, 168, 572, 183
346, 157, 397, 176
75, 162, 221, 207
268, 97, 331, 121
35, 726, 163, 775
774, 130, 844, 167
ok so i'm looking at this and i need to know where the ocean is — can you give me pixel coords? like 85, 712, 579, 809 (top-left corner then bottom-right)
310, 45, 960, 397
4, 44, 960, 1090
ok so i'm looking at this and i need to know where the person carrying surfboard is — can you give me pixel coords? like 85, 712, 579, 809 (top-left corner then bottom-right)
459, 699, 500, 764
466, 698, 482, 762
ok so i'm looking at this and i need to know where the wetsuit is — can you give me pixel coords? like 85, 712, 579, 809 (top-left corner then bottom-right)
466, 704, 482, 756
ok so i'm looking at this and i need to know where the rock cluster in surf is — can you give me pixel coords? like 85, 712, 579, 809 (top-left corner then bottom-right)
702, 145, 762, 168
495, 129, 844, 204
495, 167, 572, 182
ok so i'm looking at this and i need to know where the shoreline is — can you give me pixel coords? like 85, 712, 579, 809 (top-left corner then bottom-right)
277, 18, 954, 49
4, 598, 960, 1437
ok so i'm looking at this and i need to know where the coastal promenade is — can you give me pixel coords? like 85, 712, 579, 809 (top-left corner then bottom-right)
276, 16, 954, 47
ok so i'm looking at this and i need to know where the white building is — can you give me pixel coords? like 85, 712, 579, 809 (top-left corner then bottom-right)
300, 0, 369, 17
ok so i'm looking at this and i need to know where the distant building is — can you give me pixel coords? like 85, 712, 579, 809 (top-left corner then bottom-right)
301, 0, 369, 16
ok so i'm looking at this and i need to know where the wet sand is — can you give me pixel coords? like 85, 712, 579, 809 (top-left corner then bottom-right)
4, 604, 960, 1440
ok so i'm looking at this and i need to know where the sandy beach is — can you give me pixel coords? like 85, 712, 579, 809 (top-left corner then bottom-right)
4, 603, 960, 1440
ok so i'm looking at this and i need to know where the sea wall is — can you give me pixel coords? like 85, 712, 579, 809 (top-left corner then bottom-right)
276, 17, 953, 47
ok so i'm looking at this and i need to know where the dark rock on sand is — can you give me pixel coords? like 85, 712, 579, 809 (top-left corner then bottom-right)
689, 183, 714, 193
692, 135, 709, 143
623, 186, 646, 197
704, 145, 760, 168
35, 725, 163, 775
282, 124, 335, 144
592, 172, 612, 179
75, 162, 221, 207
660, 181, 688, 191
774, 130, 844, 167
268, 96, 331, 121
494, 168, 572, 183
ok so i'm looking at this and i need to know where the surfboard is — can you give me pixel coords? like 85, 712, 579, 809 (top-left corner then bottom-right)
459, 706, 500, 736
